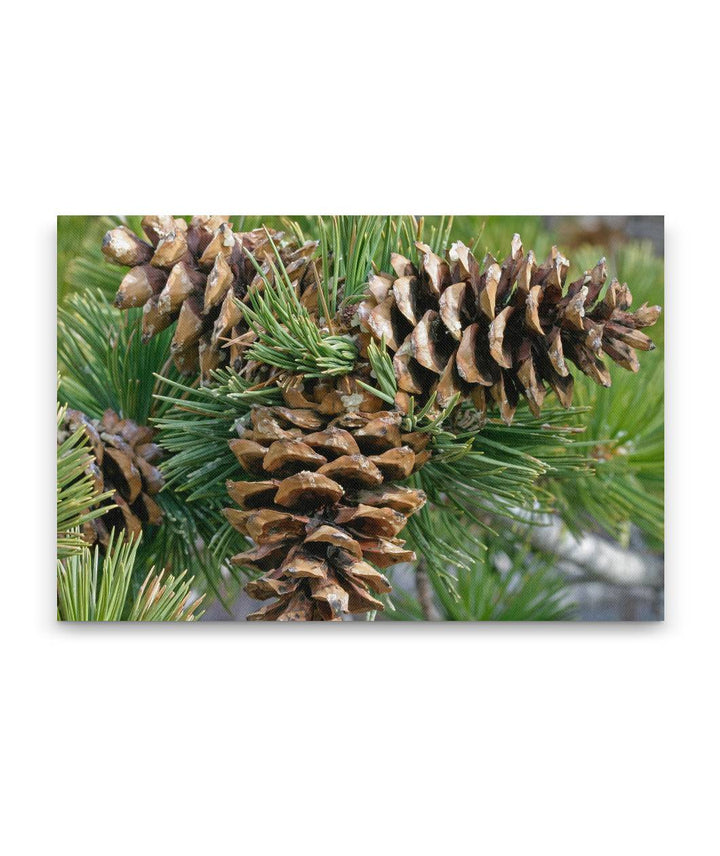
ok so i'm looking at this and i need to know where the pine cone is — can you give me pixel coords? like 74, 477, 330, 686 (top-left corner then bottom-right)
223, 379, 429, 620
59, 408, 164, 548
356, 236, 661, 424
102, 216, 317, 380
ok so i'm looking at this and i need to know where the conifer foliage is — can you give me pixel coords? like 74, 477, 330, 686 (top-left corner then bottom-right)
56, 215, 663, 621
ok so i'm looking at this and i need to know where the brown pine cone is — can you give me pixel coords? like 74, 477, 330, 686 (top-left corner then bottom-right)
59, 408, 164, 548
223, 378, 429, 621
102, 216, 318, 380
356, 236, 661, 424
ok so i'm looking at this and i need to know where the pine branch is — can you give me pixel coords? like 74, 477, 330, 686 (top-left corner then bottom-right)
58, 290, 180, 424
58, 530, 138, 620
136, 486, 245, 610
153, 368, 283, 501
320, 216, 390, 308
390, 531, 574, 622
412, 406, 592, 530
57, 531, 204, 621
417, 218, 664, 548
239, 234, 358, 377
548, 362, 664, 546
128, 567, 205, 621
57, 289, 228, 600
56, 215, 662, 623
286, 216, 394, 312
356, 336, 398, 405
151, 369, 285, 604
396, 403, 594, 611
546, 241, 664, 546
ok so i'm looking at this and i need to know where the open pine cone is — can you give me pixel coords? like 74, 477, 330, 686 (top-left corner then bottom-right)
102, 216, 318, 380
59, 408, 164, 548
221, 232, 662, 619
356, 236, 661, 424
223, 378, 429, 620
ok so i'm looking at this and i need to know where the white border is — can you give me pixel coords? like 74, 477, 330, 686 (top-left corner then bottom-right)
3, 2, 716, 854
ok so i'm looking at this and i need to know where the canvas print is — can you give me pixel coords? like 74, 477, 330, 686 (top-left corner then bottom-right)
57, 216, 664, 622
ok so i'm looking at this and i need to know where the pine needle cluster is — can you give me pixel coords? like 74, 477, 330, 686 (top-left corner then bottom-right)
57, 215, 664, 621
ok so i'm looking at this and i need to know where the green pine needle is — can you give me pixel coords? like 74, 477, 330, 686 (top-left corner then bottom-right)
241, 235, 358, 377
58, 290, 179, 424
356, 337, 398, 405
57, 401, 114, 559
390, 535, 573, 622
152, 369, 285, 603
401, 406, 592, 593
57, 531, 204, 622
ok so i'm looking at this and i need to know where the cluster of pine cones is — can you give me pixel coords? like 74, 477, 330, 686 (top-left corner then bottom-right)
62, 216, 661, 621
